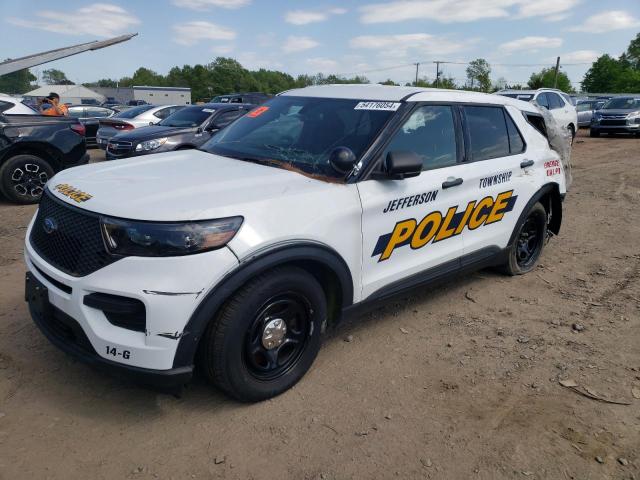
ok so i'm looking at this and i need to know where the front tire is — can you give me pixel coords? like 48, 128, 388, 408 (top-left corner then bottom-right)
501, 202, 547, 276
200, 266, 326, 402
0, 154, 54, 204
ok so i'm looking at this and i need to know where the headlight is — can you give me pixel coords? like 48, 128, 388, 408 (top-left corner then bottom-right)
101, 216, 243, 256
135, 137, 168, 152
627, 111, 640, 120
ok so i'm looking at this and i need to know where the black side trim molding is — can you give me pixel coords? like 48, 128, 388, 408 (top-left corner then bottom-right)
173, 242, 354, 368
344, 246, 506, 318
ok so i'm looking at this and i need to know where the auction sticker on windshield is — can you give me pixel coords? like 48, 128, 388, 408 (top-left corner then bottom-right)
247, 106, 269, 118
354, 102, 401, 111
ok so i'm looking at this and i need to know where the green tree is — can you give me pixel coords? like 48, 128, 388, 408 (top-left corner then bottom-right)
379, 79, 399, 86
466, 58, 492, 92
0, 68, 37, 94
528, 67, 574, 92
625, 32, 640, 69
84, 78, 118, 88
42, 68, 73, 85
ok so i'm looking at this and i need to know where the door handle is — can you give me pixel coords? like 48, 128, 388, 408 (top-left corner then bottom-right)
520, 160, 534, 168
442, 177, 463, 189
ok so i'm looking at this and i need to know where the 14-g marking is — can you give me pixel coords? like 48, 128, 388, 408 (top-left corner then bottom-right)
106, 346, 131, 360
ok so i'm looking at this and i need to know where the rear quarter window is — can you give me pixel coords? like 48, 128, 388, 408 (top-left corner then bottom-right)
463, 106, 510, 161
524, 112, 548, 140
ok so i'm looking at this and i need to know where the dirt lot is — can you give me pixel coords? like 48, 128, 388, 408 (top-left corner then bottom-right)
0, 133, 639, 480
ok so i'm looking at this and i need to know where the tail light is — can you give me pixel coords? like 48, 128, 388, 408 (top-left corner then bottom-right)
70, 123, 86, 136
114, 122, 134, 131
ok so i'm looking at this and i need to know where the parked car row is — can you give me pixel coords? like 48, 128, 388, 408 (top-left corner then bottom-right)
105, 103, 253, 160
497, 88, 578, 140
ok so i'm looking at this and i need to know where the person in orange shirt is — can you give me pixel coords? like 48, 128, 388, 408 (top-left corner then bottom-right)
39, 92, 69, 116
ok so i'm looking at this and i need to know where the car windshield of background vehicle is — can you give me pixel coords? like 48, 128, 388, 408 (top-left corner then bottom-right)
576, 103, 593, 111
114, 105, 155, 119
159, 106, 212, 127
202, 97, 396, 179
602, 98, 640, 109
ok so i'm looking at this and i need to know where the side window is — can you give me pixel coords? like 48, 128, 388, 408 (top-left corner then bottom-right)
154, 108, 172, 119
464, 106, 510, 161
213, 110, 244, 128
383, 105, 457, 171
231, 97, 243, 104
548, 93, 564, 110
505, 111, 525, 154
536, 93, 550, 109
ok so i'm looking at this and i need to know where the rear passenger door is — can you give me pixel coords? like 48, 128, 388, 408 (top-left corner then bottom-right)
359, 104, 468, 299
459, 105, 538, 256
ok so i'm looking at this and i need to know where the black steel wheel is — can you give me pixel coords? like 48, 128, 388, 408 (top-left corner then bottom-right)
0, 154, 54, 204
244, 293, 312, 381
200, 266, 325, 402
501, 202, 547, 276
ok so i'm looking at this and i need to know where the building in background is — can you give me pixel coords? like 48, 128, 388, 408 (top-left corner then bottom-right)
89, 85, 191, 105
24, 84, 105, 104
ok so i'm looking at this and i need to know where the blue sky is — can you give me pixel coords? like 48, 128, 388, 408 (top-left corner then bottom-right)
3, 0, 640, 89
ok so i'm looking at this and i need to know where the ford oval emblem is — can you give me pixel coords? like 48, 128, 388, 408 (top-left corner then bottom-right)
43, 217, 58, 234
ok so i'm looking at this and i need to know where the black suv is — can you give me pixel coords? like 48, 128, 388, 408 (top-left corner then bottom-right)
106, 103, 253, 160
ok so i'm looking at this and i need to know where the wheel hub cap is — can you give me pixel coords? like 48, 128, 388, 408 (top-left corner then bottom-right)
262, 318, 287, 350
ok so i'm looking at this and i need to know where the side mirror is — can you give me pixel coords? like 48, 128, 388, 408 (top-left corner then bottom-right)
328, 147, 357, 174
385, 151, 422, 179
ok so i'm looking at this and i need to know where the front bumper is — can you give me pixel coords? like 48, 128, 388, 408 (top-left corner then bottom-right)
591, 122, 640, 133
26, 271, 193, 390
24, 215, 239, 383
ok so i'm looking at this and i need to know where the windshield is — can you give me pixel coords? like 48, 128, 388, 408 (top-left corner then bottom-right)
576, 102, 593, 112
159, 106, 213, 127
602, 98, 640, 110
201, 96, 396, 179
114, 105, 154, 119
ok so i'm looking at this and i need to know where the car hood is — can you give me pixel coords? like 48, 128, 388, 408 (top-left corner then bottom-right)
48, 150, 341, 221
597, 108, 637, 115
112, 125, 195, 142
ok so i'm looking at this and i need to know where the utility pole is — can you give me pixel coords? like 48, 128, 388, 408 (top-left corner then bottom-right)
553, 56, 561, 89
414, 62, 420, 86
434, 61, 442, 88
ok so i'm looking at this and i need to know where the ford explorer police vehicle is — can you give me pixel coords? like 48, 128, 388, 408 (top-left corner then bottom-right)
24, 85, 567, 402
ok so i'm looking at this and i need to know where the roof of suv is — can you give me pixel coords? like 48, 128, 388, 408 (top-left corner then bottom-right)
280, 84, 539, 112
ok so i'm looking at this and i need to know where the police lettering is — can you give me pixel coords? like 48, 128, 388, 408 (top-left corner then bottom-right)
372, 190, 517, 262
383, 190, 438, 213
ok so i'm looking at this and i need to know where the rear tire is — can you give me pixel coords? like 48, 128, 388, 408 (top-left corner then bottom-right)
500, 202, 547, 276
0, 154, 54, 204
200, 266, 326, 402
568, 124, 575, 144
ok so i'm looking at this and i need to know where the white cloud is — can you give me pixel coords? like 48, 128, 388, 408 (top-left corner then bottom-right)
7, 3, 139, 37
555, 50, 600, 64
171, 0, 250, 10
517, 0, 580, 20
211, 44, 235, 55
172, 21, 236, 46
306, 57, 339, 72
570, 10, 640, 33
350, 33, 466, 57
499, 36, 563, 54
282, 36, 320, 53
285, 7, 347, 25
358, 0, 578, 23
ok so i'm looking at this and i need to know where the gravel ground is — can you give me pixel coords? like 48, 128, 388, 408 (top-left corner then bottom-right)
0, 132, 639, 479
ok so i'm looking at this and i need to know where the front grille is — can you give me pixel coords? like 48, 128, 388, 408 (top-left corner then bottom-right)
107, 140, 133, 156
30, 191, 118, 276
600, 119, 627, 126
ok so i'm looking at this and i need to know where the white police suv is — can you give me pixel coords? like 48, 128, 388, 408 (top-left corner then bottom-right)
24, 85, 567, 402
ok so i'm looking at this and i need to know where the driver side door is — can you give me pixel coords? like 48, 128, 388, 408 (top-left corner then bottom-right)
358, 104, 468, 300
